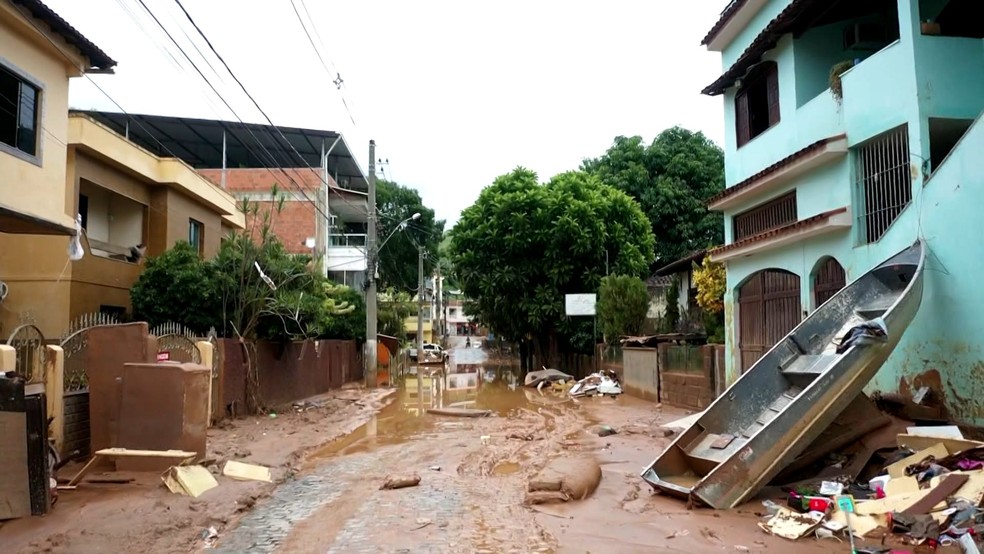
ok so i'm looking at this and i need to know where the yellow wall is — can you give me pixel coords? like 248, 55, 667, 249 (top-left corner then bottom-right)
404, 317, 434, 344
0, 4, 84, 230
0, 234, 72, 339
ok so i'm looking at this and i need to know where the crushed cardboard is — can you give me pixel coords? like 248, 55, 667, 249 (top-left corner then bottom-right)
162, 465, 218, 497
222, 460, 272, 483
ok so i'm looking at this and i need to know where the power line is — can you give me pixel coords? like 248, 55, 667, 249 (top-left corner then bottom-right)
294, 0, 357, 126
172, 0, 372, 227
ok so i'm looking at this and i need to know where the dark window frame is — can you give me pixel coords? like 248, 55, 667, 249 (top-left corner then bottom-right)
0, 60, 43, 163
189, 218, 204, 256
735, 61, 780, 148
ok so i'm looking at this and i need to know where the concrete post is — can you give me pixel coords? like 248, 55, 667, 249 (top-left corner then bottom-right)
196, 341, 214, 428
44, 345, 65, 452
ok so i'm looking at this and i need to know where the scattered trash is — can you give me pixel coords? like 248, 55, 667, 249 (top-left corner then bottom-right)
733, 546, 749, 552
268, 412, 277, 419
666, 529, 689, 539
429, 466, 441, 471
162, 465, 219, 498
426, 407, 492, 418
380, 473, 421, 490
480, 435, 492, 446
590, 424, 617, 437
523, 368, 575, 388
569, 369, 623, 398
222, 460, 272, 483
201, 526, 219, 548
412, 517, 432, 531
508, 432, 534, 441
819, 481, 844, 496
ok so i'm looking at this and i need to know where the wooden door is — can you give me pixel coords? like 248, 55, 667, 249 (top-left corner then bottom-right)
738, 269, 801, 372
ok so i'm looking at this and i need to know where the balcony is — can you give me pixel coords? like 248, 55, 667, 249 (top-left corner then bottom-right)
326, 233, 366, 272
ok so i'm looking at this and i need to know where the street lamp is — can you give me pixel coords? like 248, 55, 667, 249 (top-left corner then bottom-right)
374, 212, 420, 278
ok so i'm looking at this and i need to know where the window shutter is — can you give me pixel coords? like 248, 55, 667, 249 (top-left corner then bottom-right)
735, 92, 750, 147
766, 63, 780, 126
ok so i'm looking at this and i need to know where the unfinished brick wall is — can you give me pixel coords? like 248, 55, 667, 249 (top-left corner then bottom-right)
658, 344, 724, 411
199, 168, 329, 255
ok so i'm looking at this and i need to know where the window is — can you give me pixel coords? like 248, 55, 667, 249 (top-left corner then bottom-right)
0, 64, 40, 157
189, 218, 204, 255
735, 61, 780, 147
732, 191, 797, 241
855, 125, 911, 244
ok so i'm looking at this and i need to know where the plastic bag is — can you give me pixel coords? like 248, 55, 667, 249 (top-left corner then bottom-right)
67, 214, 84, 262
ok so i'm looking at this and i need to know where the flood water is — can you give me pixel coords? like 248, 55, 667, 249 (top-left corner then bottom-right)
307, 340, 534, 462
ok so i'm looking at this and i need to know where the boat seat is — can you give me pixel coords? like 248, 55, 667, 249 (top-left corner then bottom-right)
855, 300, 893, 318
782, 354, 837, 376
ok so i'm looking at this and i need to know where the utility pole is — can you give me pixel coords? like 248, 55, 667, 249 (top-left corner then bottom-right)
364, 140, 377, 387
417, 245, 425, 358
435, 264, 443, 345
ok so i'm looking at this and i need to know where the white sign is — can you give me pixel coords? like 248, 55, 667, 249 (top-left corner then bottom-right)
565, 293, 597, 316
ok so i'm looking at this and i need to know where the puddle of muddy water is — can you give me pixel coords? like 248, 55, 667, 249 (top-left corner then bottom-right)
491, 461, 521, 475
308, 349, 574, 463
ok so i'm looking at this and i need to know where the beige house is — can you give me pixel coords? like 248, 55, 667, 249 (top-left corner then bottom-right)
0, 1, 245, 338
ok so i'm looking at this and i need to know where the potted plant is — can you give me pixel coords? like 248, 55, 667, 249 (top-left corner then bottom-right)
829, 60, 855, 104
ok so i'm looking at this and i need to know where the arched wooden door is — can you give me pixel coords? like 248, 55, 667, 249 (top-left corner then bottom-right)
813, 257, 847, 308
738, 269, 801, 372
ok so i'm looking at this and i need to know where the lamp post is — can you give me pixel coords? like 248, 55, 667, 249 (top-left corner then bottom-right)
365, 211, 420, 387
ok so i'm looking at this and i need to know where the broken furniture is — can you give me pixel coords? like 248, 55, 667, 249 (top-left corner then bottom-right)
64, 447, 197, 488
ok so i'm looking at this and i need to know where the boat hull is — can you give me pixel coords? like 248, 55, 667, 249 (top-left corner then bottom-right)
641, 240, 926, 509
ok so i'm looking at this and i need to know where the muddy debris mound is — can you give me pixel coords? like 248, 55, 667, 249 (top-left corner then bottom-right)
525, 456, 602, 505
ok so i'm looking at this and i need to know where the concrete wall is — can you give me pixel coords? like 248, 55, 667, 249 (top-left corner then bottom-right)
0, 4, 79, 230
658, 344, 724, 411
218, 338, 360, 415
622, 347, 659, 403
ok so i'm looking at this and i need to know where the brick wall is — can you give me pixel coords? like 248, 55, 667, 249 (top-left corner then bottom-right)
658, 343, 725, 411
199, 168, 329, 255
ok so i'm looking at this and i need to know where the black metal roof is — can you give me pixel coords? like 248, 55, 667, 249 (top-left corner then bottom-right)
11, 0, 117, 71
73, 110, 368, 190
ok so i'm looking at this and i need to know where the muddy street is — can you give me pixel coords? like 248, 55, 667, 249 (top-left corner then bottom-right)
200, 338, 835, 554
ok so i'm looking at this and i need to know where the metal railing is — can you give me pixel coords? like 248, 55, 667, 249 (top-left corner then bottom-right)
328, 233, 367, 247
856, 124, 911, 244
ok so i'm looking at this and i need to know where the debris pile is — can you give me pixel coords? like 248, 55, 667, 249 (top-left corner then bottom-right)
759, 426, 984, 552
569, 369, 623, 398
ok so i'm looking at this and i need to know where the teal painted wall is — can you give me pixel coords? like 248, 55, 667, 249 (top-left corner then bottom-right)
721, 0, 794, 67
715, 0, 984, 423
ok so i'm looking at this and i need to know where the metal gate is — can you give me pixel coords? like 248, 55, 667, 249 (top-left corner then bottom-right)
738, 269, 801, 372
813, 257, 846, 309
151, 322, 202, 364
5, 324, 46, 387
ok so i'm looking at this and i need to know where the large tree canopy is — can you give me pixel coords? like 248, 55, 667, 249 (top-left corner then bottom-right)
582, 126, 725, 267
375, 179, 445, 292
449, 168, 654, 356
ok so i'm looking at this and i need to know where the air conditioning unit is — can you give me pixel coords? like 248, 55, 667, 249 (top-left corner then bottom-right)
844, 22, 890, 51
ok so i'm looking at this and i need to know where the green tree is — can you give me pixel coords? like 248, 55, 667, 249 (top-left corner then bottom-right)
663, 278, 681, 333
449, 168, 654, 365
375, 179, 445, 291
377, 289, 413, 340
597, 275, 650, 342
130, 241, 221, 333
583, 127, 725, 267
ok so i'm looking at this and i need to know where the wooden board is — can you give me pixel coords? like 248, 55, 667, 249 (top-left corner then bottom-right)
0, 412, 31, 520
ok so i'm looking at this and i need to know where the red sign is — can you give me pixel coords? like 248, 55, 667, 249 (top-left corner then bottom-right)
157, 352, 170, 362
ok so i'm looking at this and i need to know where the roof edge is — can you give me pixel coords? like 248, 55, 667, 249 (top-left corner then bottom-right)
10, 0, 117, 71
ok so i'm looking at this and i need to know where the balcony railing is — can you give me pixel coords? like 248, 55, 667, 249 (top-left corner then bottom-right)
328, 233, 367, 247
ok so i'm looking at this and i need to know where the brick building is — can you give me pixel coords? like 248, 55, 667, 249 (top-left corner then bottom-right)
76, 111, 369, 288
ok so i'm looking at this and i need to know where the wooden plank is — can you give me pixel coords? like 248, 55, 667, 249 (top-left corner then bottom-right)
887, 443, 949, 478
902, 473, 970, 516
93, 448, 197, 458
897, 434, 984, 453
66, 455, 103, 487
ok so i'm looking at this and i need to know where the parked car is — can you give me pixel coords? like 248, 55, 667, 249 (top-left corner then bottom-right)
408, 342, 446, 362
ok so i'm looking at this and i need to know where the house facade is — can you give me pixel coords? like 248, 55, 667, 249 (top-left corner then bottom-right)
0, 0, 115, 337
704, 0, 983, 423
1, 112, 245, 337
77, 111, 370, 291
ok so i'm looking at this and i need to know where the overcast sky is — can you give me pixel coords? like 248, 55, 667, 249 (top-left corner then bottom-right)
47, 0, 726, 227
